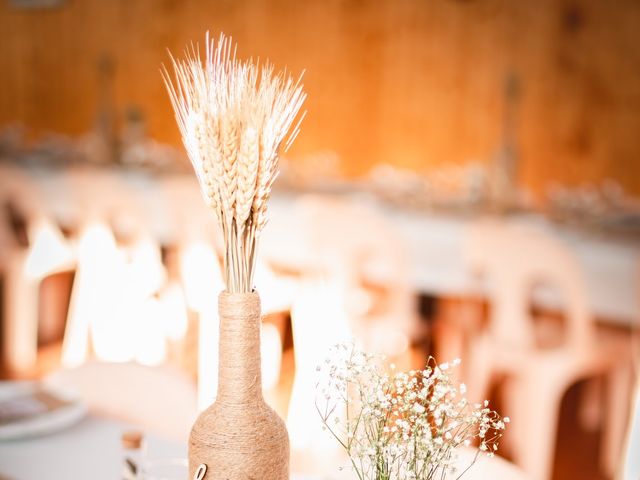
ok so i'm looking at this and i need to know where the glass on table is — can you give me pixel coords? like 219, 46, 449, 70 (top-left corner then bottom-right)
139, 458, 188, 480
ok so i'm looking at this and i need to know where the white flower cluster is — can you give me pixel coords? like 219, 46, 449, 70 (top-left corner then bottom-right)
316, 343, 509, 480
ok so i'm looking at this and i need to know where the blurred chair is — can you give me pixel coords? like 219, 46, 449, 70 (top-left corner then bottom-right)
292, 195, 419, 359
462, 220, 631, 480
45, 361, 197, 441
284, 195, 419, 474
0, 165, 75, 373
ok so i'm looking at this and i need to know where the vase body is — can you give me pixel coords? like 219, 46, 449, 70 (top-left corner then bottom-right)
188, 291, 289, 479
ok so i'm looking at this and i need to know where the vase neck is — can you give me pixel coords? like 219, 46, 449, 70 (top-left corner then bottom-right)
216, 291, 263, 404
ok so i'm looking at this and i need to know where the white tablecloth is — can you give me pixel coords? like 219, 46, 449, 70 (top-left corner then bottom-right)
0, 415, 525, 480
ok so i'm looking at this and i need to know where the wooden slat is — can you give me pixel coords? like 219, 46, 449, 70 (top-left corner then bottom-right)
0, 0, 638, 200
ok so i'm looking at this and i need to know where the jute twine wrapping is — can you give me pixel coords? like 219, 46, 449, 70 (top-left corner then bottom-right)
188, 291, 290, 479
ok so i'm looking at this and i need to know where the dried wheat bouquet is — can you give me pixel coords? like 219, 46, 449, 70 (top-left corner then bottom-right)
162, 32, 306, 293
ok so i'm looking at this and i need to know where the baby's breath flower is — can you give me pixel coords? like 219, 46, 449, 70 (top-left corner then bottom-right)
315, 342, 508, 480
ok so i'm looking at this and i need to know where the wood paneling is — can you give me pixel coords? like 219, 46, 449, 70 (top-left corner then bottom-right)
1, 0, 639, 200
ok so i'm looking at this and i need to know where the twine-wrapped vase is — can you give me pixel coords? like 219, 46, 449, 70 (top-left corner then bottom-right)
188, 291, 289, 479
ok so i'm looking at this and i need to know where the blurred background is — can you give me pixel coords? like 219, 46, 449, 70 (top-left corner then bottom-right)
0, 1, 638, 480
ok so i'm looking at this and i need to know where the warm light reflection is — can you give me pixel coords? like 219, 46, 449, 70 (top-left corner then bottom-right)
126, 237, 166, 297
197, 303, 220, 410
62, 222, 121, 367
179, 242, 224, 410
62, 224, 169, 367
254, 260, 295, 314
287, 280, 351, 472
24, 220, 74, 279
132, 297, 166, 366
159, 282, 189, 341
179, 242, 225, 312
261, 323, 282, 391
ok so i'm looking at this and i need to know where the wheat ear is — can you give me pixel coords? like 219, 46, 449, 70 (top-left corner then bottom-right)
162, 32, 306, 293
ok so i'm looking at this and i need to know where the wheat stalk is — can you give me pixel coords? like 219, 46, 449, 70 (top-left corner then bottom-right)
162, 32, 306, 293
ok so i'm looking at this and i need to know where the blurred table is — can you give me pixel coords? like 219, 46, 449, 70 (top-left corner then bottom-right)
0, 415, 525, 480
264, 193, 640, 326
0, 416, 184, 480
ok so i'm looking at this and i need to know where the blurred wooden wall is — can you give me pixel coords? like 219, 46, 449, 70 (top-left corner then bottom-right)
0, 0, 638, 200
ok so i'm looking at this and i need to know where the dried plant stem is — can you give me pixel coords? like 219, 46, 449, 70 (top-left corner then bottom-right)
162, 32, 306, 293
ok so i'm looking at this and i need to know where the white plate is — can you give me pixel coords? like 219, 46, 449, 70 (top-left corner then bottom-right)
0, 381, 87, 440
